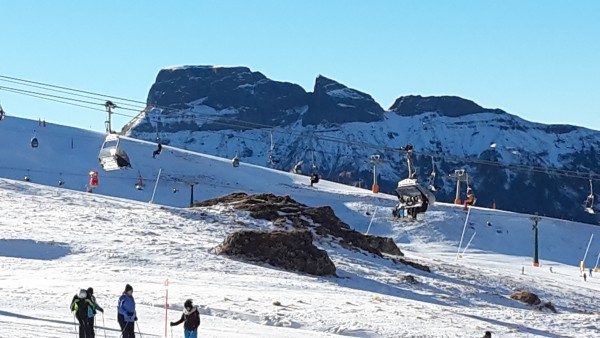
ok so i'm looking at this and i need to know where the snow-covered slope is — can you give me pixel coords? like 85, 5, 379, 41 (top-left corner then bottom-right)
1, 116, 600, 337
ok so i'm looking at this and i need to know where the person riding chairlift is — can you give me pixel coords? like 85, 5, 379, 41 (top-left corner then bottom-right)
464, 187, 476, 210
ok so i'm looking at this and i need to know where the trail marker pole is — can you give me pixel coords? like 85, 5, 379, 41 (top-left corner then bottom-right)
581, 234, 594, 272
164, 278, 169, 337
150, 168, 162, 204
531, 214, 541, 266
457, 206, 471, 259
365, 207, 378, 235
461, 231, 477, 257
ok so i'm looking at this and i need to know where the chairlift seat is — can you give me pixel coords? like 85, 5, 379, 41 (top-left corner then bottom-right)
31, 138, 39, 148
232, 157, 240, 167
395, 178, 436, 211
98, 134, 131, 171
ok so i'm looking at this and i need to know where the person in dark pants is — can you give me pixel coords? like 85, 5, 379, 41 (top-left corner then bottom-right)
170, 299, 200, 338
117, 284, 136, 338
153, 142, 162, 158
86, 287, 104, 338
70, 289, 95, 338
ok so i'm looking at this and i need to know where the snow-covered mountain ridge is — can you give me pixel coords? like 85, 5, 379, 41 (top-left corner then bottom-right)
123, 65, 600, 224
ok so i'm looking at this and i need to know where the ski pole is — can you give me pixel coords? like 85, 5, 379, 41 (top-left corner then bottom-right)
102, 312, 107, 338
73, 315, 78, 338
136, 321, 144, 338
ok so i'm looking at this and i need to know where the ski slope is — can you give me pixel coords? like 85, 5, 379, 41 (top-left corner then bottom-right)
1, 116, 600, 337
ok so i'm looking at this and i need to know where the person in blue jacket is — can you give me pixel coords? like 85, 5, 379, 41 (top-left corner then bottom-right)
117, 284, 136, 338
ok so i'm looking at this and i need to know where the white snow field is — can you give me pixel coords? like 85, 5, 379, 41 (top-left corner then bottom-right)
1, 116, 600, 338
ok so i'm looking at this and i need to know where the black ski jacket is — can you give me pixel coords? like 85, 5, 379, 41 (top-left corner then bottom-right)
172, 306, 200, 331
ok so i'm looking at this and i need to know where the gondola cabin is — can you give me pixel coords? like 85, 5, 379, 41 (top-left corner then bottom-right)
98, 134, 131, 171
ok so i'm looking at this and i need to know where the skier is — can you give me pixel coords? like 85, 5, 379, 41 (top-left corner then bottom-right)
583, 272, 587, 282
117, 284, 136, 338
589, 268, 593, 277
86, 287, 104, 338
170, 299, 200, 338
70, 289, 95, 338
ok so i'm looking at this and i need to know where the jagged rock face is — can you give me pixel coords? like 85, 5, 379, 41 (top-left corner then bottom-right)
147, 66, 308, 128
389, 95, 503, 117
217, 229, 336, 276
303, 76, 385, 125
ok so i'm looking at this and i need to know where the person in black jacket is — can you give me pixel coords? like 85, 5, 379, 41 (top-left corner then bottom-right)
170, 299, 200, 338
70, 289, 95, 338
86, 287, 104, 338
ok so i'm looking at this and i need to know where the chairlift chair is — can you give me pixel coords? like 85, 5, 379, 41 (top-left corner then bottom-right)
292, 160, 303, 174
267, 132, 280, 165
0, 103, 5, 121
393, 145, 435, 219
30, 130, 39, 148
232, 155, 240, 168
585, 179, 595, 214
427, 156, 438, 191
98, 134, 131, 171
394, 178, 436, 218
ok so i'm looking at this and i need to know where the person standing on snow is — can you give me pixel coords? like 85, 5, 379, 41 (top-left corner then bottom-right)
70, 289, 95, 338
86, 287, 104, 337
170, 299, 200, 338
117, 284, 136, 338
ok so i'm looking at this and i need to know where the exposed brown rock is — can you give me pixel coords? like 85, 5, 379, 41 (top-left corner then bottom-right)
216, 229, 336, 276
510, 291, 541, 305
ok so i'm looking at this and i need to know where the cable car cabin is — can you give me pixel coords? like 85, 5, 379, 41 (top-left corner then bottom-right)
232, 156, 240, 168
393, 178, 436, 220
98, 134, 131, 171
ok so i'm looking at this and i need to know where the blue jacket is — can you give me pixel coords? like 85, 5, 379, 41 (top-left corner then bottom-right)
117, 293, 136, 322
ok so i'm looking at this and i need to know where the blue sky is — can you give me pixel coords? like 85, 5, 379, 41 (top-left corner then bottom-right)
1, 0, 599, 132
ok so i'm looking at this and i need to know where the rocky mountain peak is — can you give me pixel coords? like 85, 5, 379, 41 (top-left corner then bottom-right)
302, 75, 385, 125
389, 95, 505, 117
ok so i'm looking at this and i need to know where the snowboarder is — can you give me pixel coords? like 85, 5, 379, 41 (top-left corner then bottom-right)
117, 284, 136, 338
171, 299, 200, 338
153, 142, 162, 158
70, 289, 95, 338
86, 287, 104, 337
